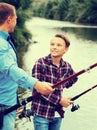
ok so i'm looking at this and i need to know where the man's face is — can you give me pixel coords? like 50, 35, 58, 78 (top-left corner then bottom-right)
50, 37, 68, 58
8, 9, 17, 33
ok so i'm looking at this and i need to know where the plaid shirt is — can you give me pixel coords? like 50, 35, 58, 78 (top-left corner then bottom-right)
31, 54, 78, 119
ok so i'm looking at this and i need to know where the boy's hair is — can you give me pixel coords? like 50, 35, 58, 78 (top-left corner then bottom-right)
0, 2, 15, 25
55, 34, 70, 47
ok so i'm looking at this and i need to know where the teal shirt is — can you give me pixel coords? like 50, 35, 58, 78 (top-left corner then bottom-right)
0, 30, 38, 106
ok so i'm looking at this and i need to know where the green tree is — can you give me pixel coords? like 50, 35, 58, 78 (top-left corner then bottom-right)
32, 0, 97, 25
78, 0, 97, 24
44, 0, 58, 19
57, 0, 70, 20
65, 0, 83, 22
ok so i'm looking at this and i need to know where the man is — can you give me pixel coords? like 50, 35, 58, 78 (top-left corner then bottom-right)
0, 2, 54, 130
31, 34, 78, 130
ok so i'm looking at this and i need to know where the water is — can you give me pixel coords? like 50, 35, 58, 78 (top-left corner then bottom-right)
16, 17, 97, 130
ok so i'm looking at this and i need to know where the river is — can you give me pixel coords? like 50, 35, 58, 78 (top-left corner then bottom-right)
16, 17, 97, 130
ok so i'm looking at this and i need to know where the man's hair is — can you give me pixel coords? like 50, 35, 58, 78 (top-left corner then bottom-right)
0, 2, 15, 25
55, 34, 70, 47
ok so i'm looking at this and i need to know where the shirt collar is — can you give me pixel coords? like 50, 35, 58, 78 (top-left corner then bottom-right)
0, 30, 9, 40
47, 54, 65, 67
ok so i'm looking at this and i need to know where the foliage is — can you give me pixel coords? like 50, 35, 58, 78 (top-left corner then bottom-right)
32, 0, 97, 25
57, 0, 70, 20
78, 0, 97, 24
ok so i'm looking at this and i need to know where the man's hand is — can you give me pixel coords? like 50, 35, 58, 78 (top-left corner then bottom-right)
34, 81, 54, 95
59, 97, 74, 108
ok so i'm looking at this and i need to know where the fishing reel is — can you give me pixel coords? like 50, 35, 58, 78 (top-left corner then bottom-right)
71, 103, 80, 112
18, 105, 34, 121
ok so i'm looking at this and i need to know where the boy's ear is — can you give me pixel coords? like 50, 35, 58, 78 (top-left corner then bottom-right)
64, 47, 69, 53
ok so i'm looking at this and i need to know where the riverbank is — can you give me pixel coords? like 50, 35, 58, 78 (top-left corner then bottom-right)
26, 17, 97, 29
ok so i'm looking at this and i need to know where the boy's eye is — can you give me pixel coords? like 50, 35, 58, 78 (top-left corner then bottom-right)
50, 43, 54, 46
57, 43, 61, 46
50, 43, 62, 47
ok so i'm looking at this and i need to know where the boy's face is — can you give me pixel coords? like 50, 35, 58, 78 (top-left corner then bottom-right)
50, 37, 68, 58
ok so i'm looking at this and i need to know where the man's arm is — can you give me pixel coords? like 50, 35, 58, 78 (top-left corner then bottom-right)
0, 43, 54, 95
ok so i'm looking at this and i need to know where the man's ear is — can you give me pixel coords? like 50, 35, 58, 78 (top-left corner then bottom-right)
6, 16, 12, 24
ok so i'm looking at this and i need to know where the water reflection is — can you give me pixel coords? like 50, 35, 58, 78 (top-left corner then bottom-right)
61, 27, 97, 41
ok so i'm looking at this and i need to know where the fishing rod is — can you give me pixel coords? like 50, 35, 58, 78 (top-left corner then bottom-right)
71, 84, 97, 112
4, 63, 97, 117
53, 63, 97, 88
55, 84, 97, 117
16, 84, 97, 119
4, 95, 38, 121
4, 95, 38, 115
